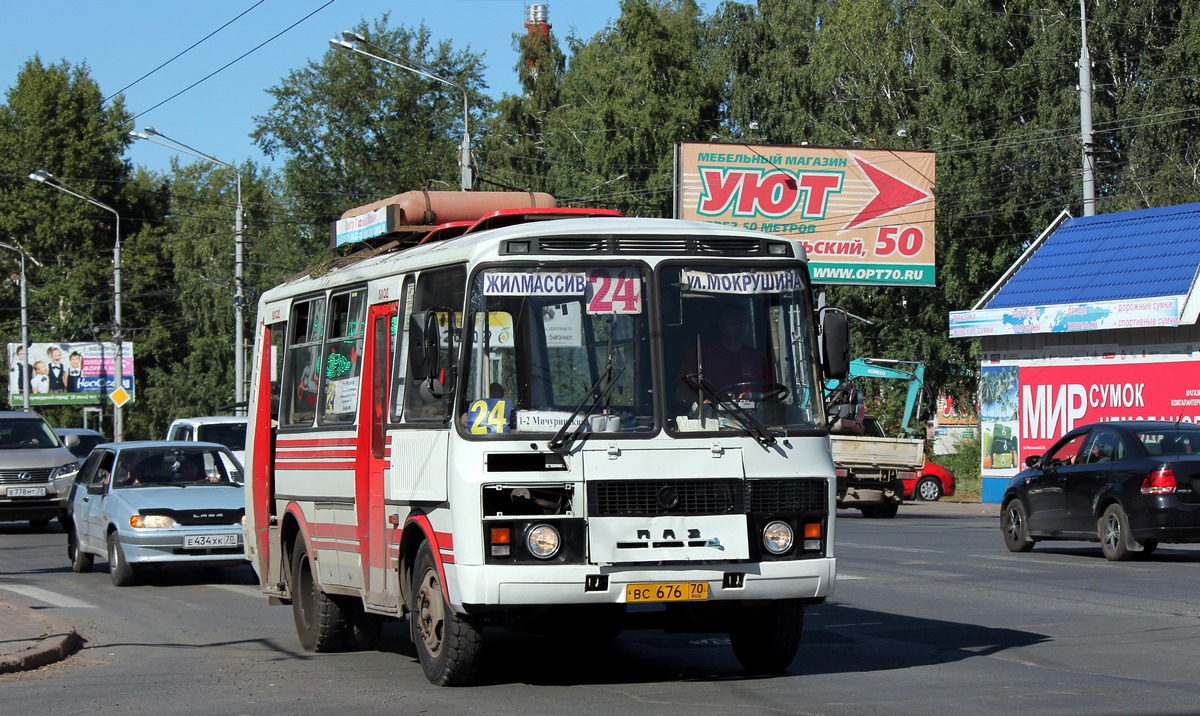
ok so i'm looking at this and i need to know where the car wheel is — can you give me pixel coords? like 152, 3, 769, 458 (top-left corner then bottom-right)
69, 525, 93, 573
108, 532, 136, 586
729, 599, 804, 674
1098, 504, 1135, 561
916, 477, 943, 502
411, 541, 482, 686
1001, 500, 1034, 552
290, 540, 347, 652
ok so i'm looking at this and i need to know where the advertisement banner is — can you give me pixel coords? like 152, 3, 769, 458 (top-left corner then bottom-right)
675, 142, 936, 287
979, 357, 1200, 480
949, 296, 1180, 338
8, 341, 135, 407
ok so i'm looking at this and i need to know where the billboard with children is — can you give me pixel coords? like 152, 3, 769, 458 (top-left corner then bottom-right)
7, 341, 135, 407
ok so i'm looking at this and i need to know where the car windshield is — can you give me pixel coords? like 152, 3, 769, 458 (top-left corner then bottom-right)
0, 418, 60, 450
113, 446, 244, 488
195, 423, 247, 451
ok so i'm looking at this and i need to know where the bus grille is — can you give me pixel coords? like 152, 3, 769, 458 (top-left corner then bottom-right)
587, 478, 826, 517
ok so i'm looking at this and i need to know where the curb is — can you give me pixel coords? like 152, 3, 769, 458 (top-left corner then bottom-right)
0, 602, 83, 674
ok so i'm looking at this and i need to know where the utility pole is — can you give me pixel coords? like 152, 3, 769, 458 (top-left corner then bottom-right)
1079, 0, 1096, 216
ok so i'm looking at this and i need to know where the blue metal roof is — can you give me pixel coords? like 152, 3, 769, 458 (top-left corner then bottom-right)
985, 202, 1200, 309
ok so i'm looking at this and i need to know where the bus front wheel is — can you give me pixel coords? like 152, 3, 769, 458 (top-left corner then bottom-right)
411, 541, 482, 686
729, 600, 804, 674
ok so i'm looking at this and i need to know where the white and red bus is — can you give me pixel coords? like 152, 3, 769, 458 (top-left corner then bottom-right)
243, 191, 850, 685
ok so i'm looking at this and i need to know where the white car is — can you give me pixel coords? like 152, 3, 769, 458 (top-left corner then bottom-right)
166, 416, 247, 466
66, 440, 246, 586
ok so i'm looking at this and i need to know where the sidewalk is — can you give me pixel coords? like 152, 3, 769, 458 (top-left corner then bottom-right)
0, 600, 81, 674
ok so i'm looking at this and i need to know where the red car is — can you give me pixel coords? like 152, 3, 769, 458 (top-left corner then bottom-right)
903, 461, 956, 501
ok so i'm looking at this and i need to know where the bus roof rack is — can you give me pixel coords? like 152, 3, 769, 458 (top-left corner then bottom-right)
331, 190, 561, 252
418, 207, 623, 245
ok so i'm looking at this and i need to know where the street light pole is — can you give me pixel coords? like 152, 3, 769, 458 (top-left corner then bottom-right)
28, 170, 124, 441
0, 240, 40, 412
129, 129, 246, 414
330, 32, 473, 191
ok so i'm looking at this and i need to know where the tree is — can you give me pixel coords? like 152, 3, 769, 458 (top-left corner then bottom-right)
253, 15, 491, 235
0, 57, 158, 435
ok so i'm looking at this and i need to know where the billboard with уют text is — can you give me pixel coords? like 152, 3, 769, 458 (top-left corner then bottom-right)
674, 142, 936, 287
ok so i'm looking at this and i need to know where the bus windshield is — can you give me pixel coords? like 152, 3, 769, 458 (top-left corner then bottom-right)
461, 266, 653, 438
661, 264, 824, 436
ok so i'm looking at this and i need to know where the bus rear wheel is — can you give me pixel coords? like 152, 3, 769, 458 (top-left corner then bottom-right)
729, 600, 804, 674
290, 540, 347, 651
411, 541, 482, 685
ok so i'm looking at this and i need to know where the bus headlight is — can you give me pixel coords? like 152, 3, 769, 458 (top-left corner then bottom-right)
762, 520, 794, 554
526, 524, 561, 559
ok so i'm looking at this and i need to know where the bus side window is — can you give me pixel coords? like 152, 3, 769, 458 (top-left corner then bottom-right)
280, 296, 326, 428
320, 288, 367, 426
403, 265, 466, 422
391, 278, 415, 422
267, 321, 286, 421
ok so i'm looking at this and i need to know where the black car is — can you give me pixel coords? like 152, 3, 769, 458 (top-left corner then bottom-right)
1001, 421, 1200, 561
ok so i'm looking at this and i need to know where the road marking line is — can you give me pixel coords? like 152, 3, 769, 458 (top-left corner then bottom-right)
0, 583, 97, 608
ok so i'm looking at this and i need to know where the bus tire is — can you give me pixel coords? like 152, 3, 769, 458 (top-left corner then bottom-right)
729, 600, 803, 674
291, 540, 347, 652
411, 541, 482, 686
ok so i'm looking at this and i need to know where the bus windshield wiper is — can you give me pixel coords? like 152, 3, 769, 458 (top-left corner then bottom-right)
548, 363, 626, 451
682, 374, 778, 447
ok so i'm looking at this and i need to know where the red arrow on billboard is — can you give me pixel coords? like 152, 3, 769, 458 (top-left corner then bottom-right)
845, 155, 930, 230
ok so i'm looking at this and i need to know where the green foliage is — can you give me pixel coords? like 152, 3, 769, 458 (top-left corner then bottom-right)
253, 14, 492, 232
7, 2, 1200, 443
939, 436, 982, 501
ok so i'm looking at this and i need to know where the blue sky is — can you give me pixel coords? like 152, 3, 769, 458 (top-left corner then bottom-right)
1, 1, 644, 174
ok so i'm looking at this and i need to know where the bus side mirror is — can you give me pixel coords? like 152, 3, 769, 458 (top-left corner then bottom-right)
417, 309, 445, 402
819, 307, 850, 381
422, 310, 441, 380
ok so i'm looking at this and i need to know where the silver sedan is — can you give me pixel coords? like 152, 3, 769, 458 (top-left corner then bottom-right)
65, 441, 247, 586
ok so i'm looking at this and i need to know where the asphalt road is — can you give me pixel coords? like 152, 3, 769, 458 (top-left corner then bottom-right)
3, 502, 1199, 716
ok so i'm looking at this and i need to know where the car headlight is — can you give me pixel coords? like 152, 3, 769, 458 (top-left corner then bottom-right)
51, 462, 79, 481
526, 524, 561, 559
131, 514, 178, 529
762, 520, 794, 554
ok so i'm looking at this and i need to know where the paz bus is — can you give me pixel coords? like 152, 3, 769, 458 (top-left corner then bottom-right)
243, 191, 850, 685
